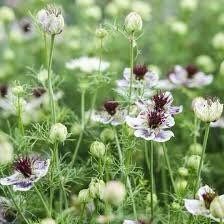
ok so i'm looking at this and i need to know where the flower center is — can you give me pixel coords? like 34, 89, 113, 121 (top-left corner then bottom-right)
32, 87, 46, 98
185, 65, 198, 78
147, 111, 165, 128
202, 192, 217, 209
152, 92, 171, 111
104, 101, 119, 116
14, 157, 33, 178
133, 64, 148, 80
0, 85, 8, 97
22, 22, 31, 33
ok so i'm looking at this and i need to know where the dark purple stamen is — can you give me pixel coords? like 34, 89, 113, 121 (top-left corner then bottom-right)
152, 92, 171, 111
147, 111, 165, 128
14, 157, 33, 178
185, 65, 199, 78
133, 64, 148, 80
104, 100, 119, 116
32, 87, 46, 98
22, 22, 31, 33
0, 85, 8, 97
202, 191, 217, 209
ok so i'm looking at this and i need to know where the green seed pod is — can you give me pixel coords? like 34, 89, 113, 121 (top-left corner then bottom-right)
90, 141, 106, 158
187, 155, 201, 170
189, 143, 203, 156
210, 196, 224, 219
175, 179, 187, 193
178, 167, 189, 177
100, 128, 115, 142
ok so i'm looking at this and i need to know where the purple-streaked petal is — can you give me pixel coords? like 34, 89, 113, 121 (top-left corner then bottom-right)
161, 116, 175, 128
144, 71, 159, 87
156, 79, 176, 90
134, 129, 155, 140
123, 68, 131, 80
211, 117, 224, 128
0, 172, 25, 186
169, 105, 183, 115
154, 130, 174, 142
187, 73, 213, 88
184, 199, 209, 216
126, 116, 145, 128
13, 181, 33, 191
92, 111, 112, 124
32, 159, 50, 179
169, 65, 188, 85
116, 80, 129, 88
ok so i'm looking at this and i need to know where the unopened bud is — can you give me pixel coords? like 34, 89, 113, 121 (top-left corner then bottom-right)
178, 167, 189, 177
49, 123, 68, 143
90, 141, 106, 158
210, 196, 224, 219
95, 27, 108, 39
187, 155, 201, 170
100, 128, 115, 142
78, 189, 91, 203
124, 12, 142, 34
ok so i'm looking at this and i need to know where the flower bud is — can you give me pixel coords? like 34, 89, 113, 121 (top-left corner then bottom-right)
187, 155, 201, 170
102, 181, 126, 206
37, 69, 48, 83
90, 141, 106, 158
171, 202, 181, 210
100, 128, 115, 142
196, 55, 215, 73
0, 140, 13, 165
95, 27, 108, 39
146, 193, 158, 207
192, 97, 223, 122
12, 85, 24, 96
178, 167, 189, 177
189, 143, 203, 155
175, 179, 187, 193
89, 179, 105, 199
78, 189, 91, 203
0, 6, 15, 23
40, 218, 56, 224
212, 33, 224, 50
49, 123, 68, 143
37, 5, 64, 35
210, 196, 224, 219
124, 12, 143, 34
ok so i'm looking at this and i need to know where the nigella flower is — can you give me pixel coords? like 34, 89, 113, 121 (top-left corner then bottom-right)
184, 185, 224, 222
65, 56, 110, 74
157, 65, 213, 89
136, 91, 183, 116
117, 65, 158, 89
92, 100, 127, 126
0, 156, 50, 191
126, 109, 175, 142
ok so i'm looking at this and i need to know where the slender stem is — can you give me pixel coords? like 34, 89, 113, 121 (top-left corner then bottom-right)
220, 218, 223, 224
127, 33, 134, 114
150, 141, 154, 220
194, 123, 210, 195
162, 143, 176, 193
70, 90, 85, 166
34, 185, 51, 217
17, 96, 24, 136
7, 187, 30, 224
114, 127, 137, 219
48, 34, 56, 124
161, 155, 168, 204
44, 32, 48, 67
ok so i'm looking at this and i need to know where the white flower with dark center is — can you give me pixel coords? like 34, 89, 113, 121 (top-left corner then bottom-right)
117, 65, 158, 89
136, 91, 183, 116
0, 156, 50, 191
126, 109, 175, 142
192, 97, 223, 122
184, 185, 224, 222
92, 100, 127, 126
36, 5, 64, 35
65, 56, 110, 73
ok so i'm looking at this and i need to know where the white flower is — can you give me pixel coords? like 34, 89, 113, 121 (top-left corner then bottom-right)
124, 12, 143, 34
136, 91, 183, 116
192, 97, 223, 122
126, 109, 175, 142
0, 156, 50, 191
65, 56, 110, 73
184, 185, 224, 222
92, 100, 127, 126
159, 65, 213, 89
36, 5, 64, 35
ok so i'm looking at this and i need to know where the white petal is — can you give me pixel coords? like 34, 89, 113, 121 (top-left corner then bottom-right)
154, 130, 174, 142
198, 185, 215, 201
134, 129, 155, 140
13, 181, 34, 191
169, 105, 183, 115
0, 172, 25, 186
211, 117, 224, 128
117, 80, 129, 88
92, 111, 112, 124
126, 116, 144, 128
144, 71, 159, 87
123, 68, 131, 80
123, 220, 138, 224
156, 79, 176, 90
184, 199, 209, 216
32, 158, 50, 179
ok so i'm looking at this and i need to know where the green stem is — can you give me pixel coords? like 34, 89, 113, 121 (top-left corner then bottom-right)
48, 34, 56, 124
162, 143, 176, 193
7, 188, 30, 224
150, 141, 154, 220
127, 33, 134, 114
70, 90, 85, 166
34, 185, 51, 217
17, 96, 24, 136
220, 218, 223, 224
114, 128, 137, 219
194, 123, 210, 196
44, 32, 48, 67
